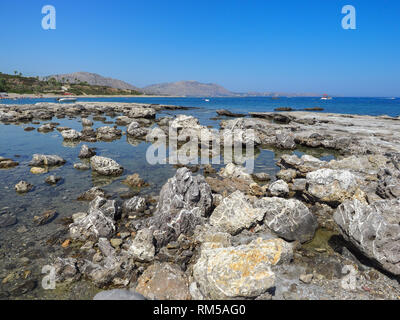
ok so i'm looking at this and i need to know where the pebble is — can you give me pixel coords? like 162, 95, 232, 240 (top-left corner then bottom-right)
299, 274, 314, 284
110, 238, 123, 248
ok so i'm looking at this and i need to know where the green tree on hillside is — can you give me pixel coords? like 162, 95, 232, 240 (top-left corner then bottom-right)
0, 79, 7, 92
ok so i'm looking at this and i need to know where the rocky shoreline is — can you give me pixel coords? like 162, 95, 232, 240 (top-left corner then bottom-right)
1, 102, 400, 300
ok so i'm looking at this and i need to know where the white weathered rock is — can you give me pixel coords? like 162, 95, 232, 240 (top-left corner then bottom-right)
334, 199, 400, 275
306, 169, 358, 205
255, 197, 318, 243
129, 228, 155, 262
90, 156, 124, 176
209, 190, 264, 235
61, 129, 81, 140
269, 179, 289, 197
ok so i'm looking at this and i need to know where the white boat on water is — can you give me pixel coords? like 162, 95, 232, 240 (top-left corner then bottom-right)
321, 94, 332, 100
204, 99, 210, 102
56, 97, 77, 103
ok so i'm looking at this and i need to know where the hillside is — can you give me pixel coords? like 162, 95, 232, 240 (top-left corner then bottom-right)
42, 72, 140, 91
0, 73, 142, 96
142, 80, 234, 97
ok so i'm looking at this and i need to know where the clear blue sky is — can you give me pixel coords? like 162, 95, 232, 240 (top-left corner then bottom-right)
0, 0, 399, 96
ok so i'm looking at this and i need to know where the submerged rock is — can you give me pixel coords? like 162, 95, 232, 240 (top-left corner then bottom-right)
334, 199, 400, 275
90, 156, 124, 176
135, 262, 191, 300
255, 197, 318, 243
77, 187, 107, 201
33, 210, 58, 226
216, 109, 246, 117
0, 213, 17, 228
74, 162, 90, 170
44, 175, 62, 185
193, 238, 293, 299
122, 173, 148, 188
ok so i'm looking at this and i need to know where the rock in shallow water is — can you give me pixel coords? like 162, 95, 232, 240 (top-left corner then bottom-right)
44, 175, 62, 185
15, 181, 33, 193
29, 154, 66, 167
78, 144, 96, 159
61, 129, 82, 140
0, 213, 17, 228
77, 187, 107, 201
0, 157, 19, 169
33, 210, 58, 226
90, 156, 124, 176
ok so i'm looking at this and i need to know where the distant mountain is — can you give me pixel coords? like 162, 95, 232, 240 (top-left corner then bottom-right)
143, 80, 320, 97
41, 73, 321, 97
42, 72, 140, 91
142, 80, 234, 97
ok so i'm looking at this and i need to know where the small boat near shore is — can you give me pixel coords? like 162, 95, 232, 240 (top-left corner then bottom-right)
56, 97, 77, 103
321, 94, 332, 100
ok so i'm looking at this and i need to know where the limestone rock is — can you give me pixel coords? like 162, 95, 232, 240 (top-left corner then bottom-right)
193, 238, 293, 299
29, 154, 66, 167
61, 129, 81, 140
136, 263, 191, 300
79, 144, 96, 159
209, 190, 264, 235
129, 228, 155, 262
15, 181, 33, 193
90, 156, 124, 176
334, 199, 400, 275
255, 197, 318, 243
268, 179, 289, 197
306, 169, 358, 206
149, 167, 213, 248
